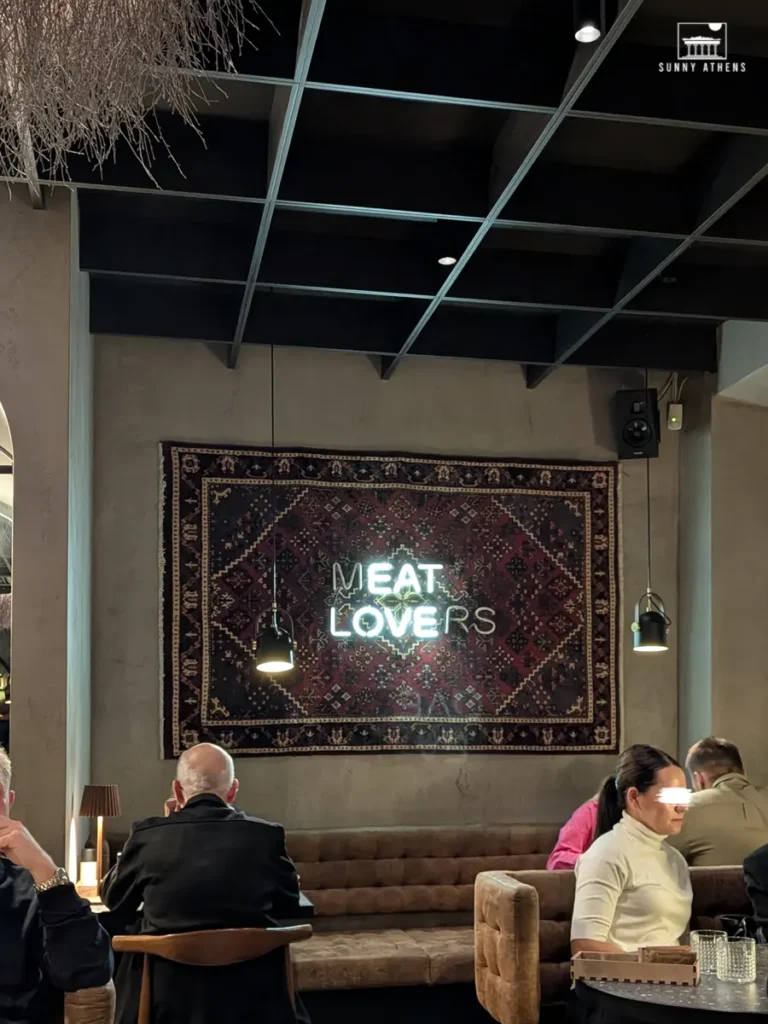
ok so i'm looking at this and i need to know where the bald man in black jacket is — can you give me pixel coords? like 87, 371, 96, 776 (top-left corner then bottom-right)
102, 743, 304, 1024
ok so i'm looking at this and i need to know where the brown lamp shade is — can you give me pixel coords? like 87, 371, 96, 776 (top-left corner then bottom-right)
79, 784, 121, 818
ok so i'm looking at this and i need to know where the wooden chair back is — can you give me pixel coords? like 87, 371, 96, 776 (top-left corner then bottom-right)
112, 925, 312, 1024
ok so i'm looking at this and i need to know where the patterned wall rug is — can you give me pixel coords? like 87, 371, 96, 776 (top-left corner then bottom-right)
160, 444, 621, 757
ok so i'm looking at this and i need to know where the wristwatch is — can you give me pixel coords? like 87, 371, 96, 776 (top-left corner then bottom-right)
34, 867, 70, 893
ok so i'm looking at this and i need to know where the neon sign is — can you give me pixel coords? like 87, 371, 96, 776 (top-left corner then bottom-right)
329, 561, 496, 640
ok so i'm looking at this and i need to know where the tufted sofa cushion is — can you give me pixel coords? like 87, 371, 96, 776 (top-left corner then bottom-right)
293, 926, 476, 990
288, 825, 561, 918
474, 866, 752, 1024
286, 826, 561, 993
405, 927, 476, 985
293, 929, 431, 990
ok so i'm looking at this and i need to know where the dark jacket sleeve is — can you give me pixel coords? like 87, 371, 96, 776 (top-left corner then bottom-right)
745, 844, 768, 927
270, 826, 302, 919
38, 884, 113, 992
100, 829, 146, 930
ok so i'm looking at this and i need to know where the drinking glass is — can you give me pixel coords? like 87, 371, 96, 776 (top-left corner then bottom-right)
716, 937, 757, 983
691, 929, 727, 975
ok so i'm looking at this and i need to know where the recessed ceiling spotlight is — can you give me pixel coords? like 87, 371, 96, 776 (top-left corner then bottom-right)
574, 0, 602, 42
438, 256, 457, 266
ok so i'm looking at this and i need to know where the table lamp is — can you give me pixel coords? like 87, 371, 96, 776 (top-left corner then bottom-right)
78, 784, 121, 884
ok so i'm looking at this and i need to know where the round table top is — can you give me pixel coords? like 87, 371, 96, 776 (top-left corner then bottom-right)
580, 947, 768, 1017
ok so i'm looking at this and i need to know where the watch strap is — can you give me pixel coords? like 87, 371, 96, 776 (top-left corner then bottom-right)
34, 866, 69, 893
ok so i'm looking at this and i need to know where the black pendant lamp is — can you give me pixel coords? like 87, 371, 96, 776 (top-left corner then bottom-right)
253, 345, 295, 675
631, 370, 671, 653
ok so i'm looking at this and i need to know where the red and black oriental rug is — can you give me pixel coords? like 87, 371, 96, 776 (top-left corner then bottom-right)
160, 443, 621, 757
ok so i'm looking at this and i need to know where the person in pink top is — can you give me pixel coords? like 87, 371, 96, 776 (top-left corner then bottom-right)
547, 780, 611, 870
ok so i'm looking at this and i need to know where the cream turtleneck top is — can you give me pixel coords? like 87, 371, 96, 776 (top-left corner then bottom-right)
571, 812, 692, 951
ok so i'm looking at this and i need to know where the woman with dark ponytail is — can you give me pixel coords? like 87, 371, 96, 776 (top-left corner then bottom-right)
594, 772, 625, 840
570, 744, 692, 957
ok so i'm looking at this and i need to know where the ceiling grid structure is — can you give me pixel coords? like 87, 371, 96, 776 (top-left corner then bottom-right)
55, 0, 768, 377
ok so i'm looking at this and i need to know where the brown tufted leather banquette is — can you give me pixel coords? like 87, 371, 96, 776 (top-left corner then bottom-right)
286, 825, 561, 991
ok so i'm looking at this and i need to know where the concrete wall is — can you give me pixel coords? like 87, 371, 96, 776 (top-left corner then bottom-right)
678, 376, 714, 758
0, 188, 72, 858
711, 397, 768, 785
92, 340, 680, 830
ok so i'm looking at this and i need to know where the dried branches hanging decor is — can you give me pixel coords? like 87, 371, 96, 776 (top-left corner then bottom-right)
0, 0, 266, 186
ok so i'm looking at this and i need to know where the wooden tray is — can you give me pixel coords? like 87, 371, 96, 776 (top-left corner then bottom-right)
571, 946, 700, 987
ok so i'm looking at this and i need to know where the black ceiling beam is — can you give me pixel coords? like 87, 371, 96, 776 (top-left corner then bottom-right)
379, 0, 644, 381
631, 265, 768, 322
573, 322, 717, 374
79, 192, 263, 281
67, 177, 768, 247
90, 276, 244, 341
66, 180, 768, 251
227, 0, 327, 369
526, 133, 768, 387
89, 273, 756, 325
188, 64, 768, 140
415, 307, 715, 369
90, 273, 717, 372
29, 171, 768, 254
78, 184, 768, 324
196, 67, 559, 115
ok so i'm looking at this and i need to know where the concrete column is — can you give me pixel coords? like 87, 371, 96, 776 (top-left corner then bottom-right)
711, 397, 768, 784
680, 320, 768, 783
66, 198, 94, 872
677, 376, 714, 757
0, 187, 93, 862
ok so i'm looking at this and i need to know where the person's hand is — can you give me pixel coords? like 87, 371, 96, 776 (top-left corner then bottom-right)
163, 797, 178, 817
0, 817, 57, 886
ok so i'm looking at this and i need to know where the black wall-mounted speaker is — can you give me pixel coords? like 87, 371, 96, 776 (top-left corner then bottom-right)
614, 388, 660, 460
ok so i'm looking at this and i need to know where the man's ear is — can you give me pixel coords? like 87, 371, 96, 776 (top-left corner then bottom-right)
8, 790, 14, 810
172, 779, 186, 808
226, 779, 239, 805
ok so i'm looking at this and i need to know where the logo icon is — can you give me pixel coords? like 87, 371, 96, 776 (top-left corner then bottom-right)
677, 22, 727, 60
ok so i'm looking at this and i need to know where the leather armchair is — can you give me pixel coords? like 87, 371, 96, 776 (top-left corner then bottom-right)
474, 872, 539, 1024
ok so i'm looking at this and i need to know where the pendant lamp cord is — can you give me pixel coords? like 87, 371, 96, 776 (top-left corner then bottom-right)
639, 368, 669, 626
645, 367, 652, 596
271, 343, 278, 628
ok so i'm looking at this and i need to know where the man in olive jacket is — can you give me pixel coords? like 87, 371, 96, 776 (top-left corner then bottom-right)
668, 737, 768, 866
